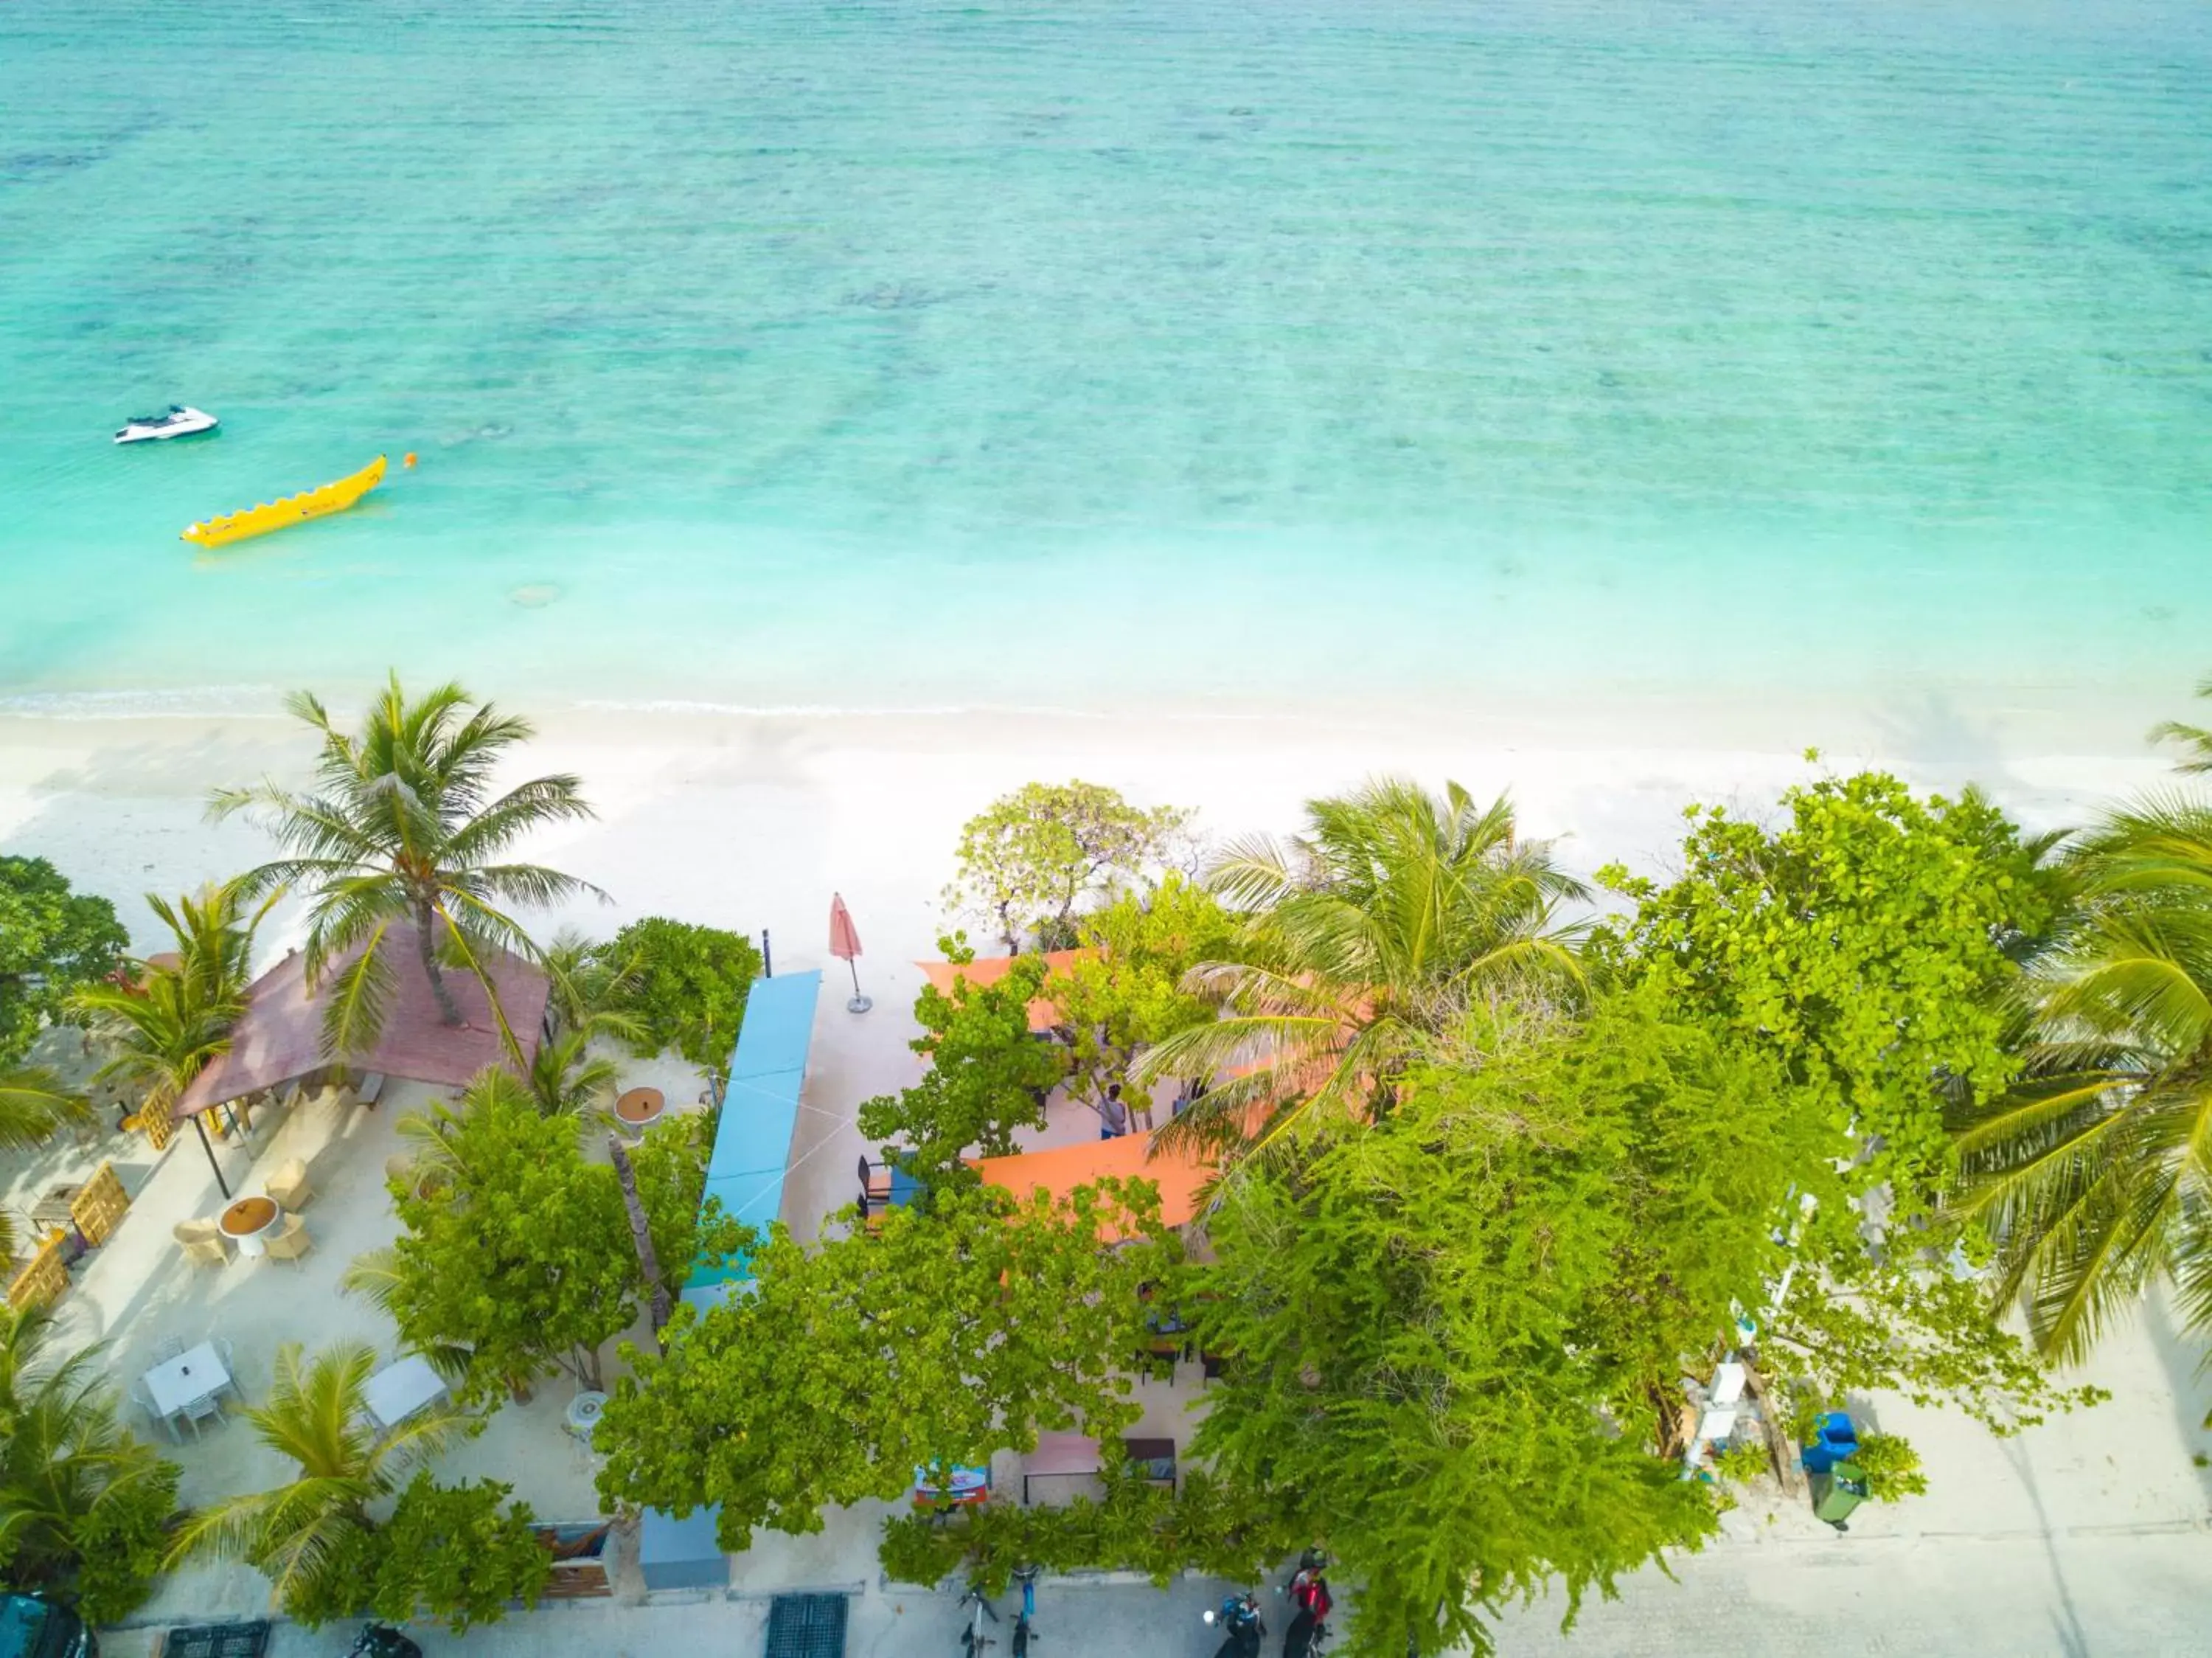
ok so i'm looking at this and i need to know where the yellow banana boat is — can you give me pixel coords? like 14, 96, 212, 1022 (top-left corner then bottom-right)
181, 455, 386, 549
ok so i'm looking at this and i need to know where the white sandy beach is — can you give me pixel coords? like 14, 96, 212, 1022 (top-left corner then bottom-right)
0, 679, 2191, 966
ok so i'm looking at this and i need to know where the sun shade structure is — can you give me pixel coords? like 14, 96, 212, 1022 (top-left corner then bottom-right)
916, 948, 1093, 1033
971, 1128, 1211, 1237
174, 923, 548, 1118
686, 970, 822, 1293
829, 892, 871, 1013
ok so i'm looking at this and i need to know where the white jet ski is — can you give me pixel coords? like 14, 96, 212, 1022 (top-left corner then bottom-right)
114, 405, 218, 444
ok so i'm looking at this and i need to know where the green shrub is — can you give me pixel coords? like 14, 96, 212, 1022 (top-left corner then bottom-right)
1711, 1438, 1771, 1484
597, 918, 762, 1078
62, 1461, 179, 1626
285, 1474, 549, 1631
879, 1466, 1294, 1592
1851, 1433, 1928, 1502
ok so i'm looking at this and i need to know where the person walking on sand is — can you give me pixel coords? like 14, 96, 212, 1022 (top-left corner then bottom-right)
1100, 1082, 1131, 1140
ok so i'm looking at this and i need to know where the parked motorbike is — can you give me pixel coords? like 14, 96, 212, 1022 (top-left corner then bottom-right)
1279, 1554, 1334, 1658
1203, 1591, 1266, 1658
345, 1626, 422, 1658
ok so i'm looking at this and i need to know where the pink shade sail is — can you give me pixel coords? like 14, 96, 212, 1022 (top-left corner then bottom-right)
829, 892, 863, 961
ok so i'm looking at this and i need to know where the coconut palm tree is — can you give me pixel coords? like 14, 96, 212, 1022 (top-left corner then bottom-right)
166, 1339, 459, 1609
71, 881, 276, 1140
526, 1029, 619, 1118
0, 1064, 90, 1153
540, 927, 646, 1046
527, 928, 641, 1117
210, 676, 604, 1053
2148, 673, 2212, 774
0, 1306, 181, 1623
1957, 793, 2212, 1364
1137, 777, 1587, 1158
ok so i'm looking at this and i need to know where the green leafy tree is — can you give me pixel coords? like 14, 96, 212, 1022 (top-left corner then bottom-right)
1596, 770, 2061, 1199
857, 946, 1065, 1181
879, 1464, 1293, 1592
1138, 777, 1586, 1159
1188, 1021, 1728, 1658
1957, 790, 2212, 1364
0, 856, 128, 1150
346, 1069, 695, 1401
1481, 994, 1825, 1451
0, 1308, 181, 1626
72, 880, 278, 1141
1046, 875, 1235, 1120
1752, 1248, 2097, 1437
595, 1181, 1175, 1553
212, 674, 602, 1048
945, 781, 1192, 952
0, 855, 126, 1063
308, 1472, 549, 1633
593, 917, 762, 1083
167, 1341, 463, 1619
1587, 774, 2090, 1439
626, 1107, 731, 1309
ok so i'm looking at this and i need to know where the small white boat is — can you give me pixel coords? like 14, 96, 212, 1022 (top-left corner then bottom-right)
114, 405, 218, 445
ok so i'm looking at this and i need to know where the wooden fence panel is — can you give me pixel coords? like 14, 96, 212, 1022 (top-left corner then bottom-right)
7, 1232, 69, 1314
125, 1100, 175, 1152
70, 1161, 130, 1246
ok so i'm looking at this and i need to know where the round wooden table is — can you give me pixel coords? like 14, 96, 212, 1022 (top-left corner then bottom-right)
218, 1195, 282, 1258
613, 1087, 666, 1135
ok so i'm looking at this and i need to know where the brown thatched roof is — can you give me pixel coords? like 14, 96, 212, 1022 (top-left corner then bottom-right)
175, 923, 546, 1117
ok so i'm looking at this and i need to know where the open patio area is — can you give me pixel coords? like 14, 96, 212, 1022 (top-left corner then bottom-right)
16, 1072, 658, 1623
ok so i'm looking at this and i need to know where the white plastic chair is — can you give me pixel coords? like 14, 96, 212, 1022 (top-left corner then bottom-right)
178, 1390, 224, 1438
130, 1378, 175, 1443
213, 1337, 242, 1403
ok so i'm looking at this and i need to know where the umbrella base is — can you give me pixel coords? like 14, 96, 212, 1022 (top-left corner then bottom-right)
846, 994, 873, 1014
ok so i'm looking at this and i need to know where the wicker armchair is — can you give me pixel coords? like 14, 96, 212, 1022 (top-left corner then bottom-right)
174, 1219, 228, 1268
265, 1157, 313, 1211
261, 1213, 313, 1266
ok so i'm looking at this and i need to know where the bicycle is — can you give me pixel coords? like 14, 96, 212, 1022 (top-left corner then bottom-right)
958, 1579, 1000, 1655
1012, 1564, 1039, 1657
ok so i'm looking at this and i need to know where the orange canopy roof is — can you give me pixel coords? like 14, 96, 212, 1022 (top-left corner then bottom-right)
916, 948, 1095, 1033
971, 1128, 1211, 1235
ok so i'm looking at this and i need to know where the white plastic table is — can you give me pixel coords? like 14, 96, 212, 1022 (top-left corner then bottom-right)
142, 1342, 232, 1440
565, 1390, 607, 1446
362, 1354, 448, 1430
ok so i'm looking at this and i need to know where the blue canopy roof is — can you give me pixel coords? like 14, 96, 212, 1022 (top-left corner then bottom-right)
690, 971, 820, 1287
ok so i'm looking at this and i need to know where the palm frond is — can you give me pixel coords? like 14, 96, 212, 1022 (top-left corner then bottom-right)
0, 1064, 92, 1151
317, 932, 396, 1061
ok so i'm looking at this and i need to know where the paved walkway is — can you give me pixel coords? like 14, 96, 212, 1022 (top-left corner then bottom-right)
100, 1522, 2211, 1657
95, 1286, 2212, 1658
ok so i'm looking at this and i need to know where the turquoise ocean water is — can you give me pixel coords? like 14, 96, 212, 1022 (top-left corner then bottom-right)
3, 0, 2210, 717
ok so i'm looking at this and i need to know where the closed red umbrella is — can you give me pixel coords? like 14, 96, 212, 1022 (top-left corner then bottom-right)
829, 892, 871, 1013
